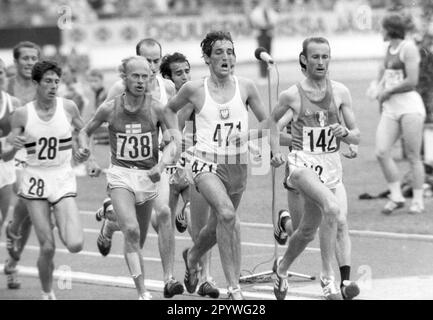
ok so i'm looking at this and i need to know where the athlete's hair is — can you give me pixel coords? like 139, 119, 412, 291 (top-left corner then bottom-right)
32, 60, 62, 83
88, 69, 104, 80
200, 31, 235, 59
13, 41, 41, 60
135, 38, 162, 57
118, 56, 150, 76
160, 52, 190, 79
382, 13, 407, 40
301, 37, 330, 58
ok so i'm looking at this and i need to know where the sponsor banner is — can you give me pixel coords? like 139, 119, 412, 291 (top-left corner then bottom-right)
62, 9, 387, 46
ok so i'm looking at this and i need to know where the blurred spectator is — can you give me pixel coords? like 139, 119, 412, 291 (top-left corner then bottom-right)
58, 65, 87, 115
86, 69, 109, 145
87, 69, 107, 112
248, 0, 279, 79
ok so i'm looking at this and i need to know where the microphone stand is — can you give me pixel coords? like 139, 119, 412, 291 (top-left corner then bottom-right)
240, 62, 315, 285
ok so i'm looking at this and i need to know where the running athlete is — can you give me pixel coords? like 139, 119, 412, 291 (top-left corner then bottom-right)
3, 41, 41, 289
0, 58, 21, 242
273, 53, 360, 300
375, 13, 426, 215
163, 31, 275, 300
90, 38, 184, 298
160, 52, 219, 298
6, 61, 87, 300
269, 37, 360, 300
80, 56, 177, 300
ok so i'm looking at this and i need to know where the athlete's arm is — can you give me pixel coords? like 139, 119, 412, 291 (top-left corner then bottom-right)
162, 82, 196, 152
269, 89, 296, 166
178, 102, 194, 131
2, 108, 27, 161
78, 101, 113, 160
330, 83, 360, 146
277, 109, 294, 147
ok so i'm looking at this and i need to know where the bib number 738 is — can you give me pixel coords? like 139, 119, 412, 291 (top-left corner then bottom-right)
303, 126, 338, 154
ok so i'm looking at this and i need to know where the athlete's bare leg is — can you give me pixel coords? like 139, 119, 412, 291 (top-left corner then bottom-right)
401, 114, 425, 209
152, 172, 175, 282
24, 199, 55, 294
110, 187, 151, 297
52, 197, 84, 253
375, 115, 404, 199
277, 168, 339, 278
187, 173, 242, 290
0, 184, 13, 236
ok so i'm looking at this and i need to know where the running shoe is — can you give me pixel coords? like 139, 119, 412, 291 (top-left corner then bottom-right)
227, 286, 244, 300
381, 199, 405, 215
4, 260, 21, 290
5, 222, 21, 261
175, 201, 189, 233
274, 210, 290, 245
183, 248, 199, 293
198, 280, 220, 298
273, 257, 289, 300
41, 291, 56, 300
96, 220, 112, 257
95, 198, 113, 222
138, 291, 152, 300
408, 202, 424, 215
163, 277, 185, 298
320, 276, 343, 300
341, 280, 360, 300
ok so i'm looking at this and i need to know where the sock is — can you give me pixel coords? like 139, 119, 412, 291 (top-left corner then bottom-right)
339, 265, 351, 287
388, 181, 404, 201
412, 189, 424, 205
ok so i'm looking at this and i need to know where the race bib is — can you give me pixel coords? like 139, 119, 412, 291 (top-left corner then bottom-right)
303, 126, 338, 154
165, 165, 177, 176
383, 69, 404, 89
190, 157, 217, 176
116, 132, 152, 161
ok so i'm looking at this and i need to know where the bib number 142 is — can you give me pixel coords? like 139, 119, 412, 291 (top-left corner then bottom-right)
303, 127, 338, 153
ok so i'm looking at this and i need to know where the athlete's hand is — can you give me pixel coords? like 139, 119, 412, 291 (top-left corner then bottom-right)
87, 160, 102, 177
228, 131, 248, 147
12, 135, 26, 150
329, 123, 349, 138
377, 89, 392, 104
342, 144, 358, 159
271, 151, 285, 167
149, 162, 164, 183
74, 148, 90, 163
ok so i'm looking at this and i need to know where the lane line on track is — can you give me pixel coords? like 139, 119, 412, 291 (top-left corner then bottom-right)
80, 209, 433, 242
0, 263, 317, 300
82, 228, 320, 252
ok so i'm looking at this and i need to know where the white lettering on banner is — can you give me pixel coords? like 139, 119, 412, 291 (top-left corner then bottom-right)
62, 9, 399, 45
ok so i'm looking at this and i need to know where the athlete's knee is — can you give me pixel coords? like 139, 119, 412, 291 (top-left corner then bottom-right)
296, 225, 317, 243
123, 224, 141, 244
40, 241, 55, 259
375, 147, 391, 161
405, 149, 422, 166
216, 206, 237, 227
66, 240, 83, 253
322, 199, 340, 223
155, 204, 171, 224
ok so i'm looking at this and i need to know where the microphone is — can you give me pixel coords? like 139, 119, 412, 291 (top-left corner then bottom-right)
254, 47, 274, 64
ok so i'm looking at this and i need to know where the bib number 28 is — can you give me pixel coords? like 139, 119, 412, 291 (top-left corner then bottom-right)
28, 177, 45, 197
